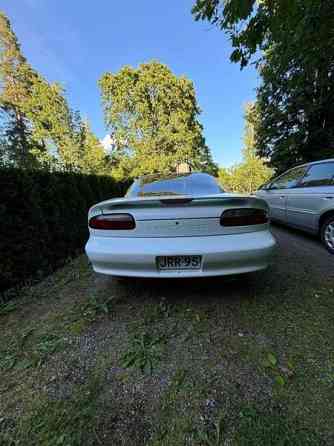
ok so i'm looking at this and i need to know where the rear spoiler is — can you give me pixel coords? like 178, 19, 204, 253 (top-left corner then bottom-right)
95, 194, 267, 213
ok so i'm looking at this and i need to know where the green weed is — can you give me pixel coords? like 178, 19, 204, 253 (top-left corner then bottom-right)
121, 331, 166, 374
0, 301, 18, 316
196, 416, 225, 446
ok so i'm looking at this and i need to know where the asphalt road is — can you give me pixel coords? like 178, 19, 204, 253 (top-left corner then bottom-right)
271, 223, 333, 282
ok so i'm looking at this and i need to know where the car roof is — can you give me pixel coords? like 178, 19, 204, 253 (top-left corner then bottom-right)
268, 158, 334, 183
297, 158, 334, 169
277, 158, 334, 176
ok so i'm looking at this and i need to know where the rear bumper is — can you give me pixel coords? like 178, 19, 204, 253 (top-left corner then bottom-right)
85, 230, 277, 278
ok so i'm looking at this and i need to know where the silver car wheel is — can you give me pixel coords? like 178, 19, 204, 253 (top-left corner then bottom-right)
324, 222, 334, 250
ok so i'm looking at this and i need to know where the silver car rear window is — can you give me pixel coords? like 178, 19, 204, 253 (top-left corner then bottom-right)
127, 173, 223, 197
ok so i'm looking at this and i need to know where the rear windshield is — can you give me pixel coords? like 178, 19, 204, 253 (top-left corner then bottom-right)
126, 173, 223, 197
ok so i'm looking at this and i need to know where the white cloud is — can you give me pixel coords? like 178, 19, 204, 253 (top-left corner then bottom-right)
100, 134, 115, 153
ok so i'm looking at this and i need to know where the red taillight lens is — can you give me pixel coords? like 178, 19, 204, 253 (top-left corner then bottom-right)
220, 208, 268, 226
89, 213, 136, 230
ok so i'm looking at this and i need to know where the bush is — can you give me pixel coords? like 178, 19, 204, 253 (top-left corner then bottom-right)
0, 168, 129, 295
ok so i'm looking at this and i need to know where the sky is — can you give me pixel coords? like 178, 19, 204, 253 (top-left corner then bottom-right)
2, 0, 260, 167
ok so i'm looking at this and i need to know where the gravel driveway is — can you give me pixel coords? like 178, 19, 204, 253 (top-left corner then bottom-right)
1, 223, 334, 445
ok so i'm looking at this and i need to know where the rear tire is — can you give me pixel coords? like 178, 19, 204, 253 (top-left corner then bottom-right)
321, 216, 334, 254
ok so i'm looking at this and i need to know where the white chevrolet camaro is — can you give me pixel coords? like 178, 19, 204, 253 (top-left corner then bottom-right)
85, 173, 276, 278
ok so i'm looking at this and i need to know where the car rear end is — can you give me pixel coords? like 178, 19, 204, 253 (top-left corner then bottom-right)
85, 192, 276, 278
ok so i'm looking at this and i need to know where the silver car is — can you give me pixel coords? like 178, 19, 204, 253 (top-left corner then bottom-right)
257, 159, 334, 254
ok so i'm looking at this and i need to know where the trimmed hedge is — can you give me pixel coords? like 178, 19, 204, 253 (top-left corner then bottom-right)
0, 168, 129, 294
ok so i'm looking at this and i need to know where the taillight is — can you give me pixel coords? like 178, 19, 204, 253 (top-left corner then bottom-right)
89, 213, 136, 230
220, 208, 268, 226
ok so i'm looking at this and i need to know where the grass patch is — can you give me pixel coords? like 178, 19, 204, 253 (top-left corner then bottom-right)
0, 326, 67, 371
0, 375, 106, 446
75, 291, 115, 321
121, 330, 167, 374
151, 386, 324, 446
141, 297, 172, 324
195, 415, 225, 446
0, 301, 18, 316
65, 291, 116, 334
235, 405, 324, 446
149, 368, 200, 445
1, 252, 334, 445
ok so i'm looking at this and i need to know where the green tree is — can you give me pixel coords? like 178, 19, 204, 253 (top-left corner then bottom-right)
219, 104, 273, 193
0, 11, 37, 166
77, 121, 110, 175
22, 71, 76, 167
192, 0, 334, 173
0, 11, 71, 168
0, 11, 109, 173
99, 61, 217, 178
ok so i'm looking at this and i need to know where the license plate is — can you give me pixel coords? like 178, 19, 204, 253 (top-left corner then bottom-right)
157, 255, 202, 271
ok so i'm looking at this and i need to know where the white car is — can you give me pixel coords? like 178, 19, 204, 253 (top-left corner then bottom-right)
85, 173, 276, 278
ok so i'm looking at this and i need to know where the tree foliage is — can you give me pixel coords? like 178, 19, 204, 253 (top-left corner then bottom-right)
0, 11, 108, 173
219, 104, 273, 193
0, 11, 37, 167
99, 61, 217, 178
192, 0, 334, 173
75, 120, 111, 175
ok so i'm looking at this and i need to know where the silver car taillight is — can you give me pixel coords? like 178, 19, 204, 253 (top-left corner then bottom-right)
220, 208, 268, 226
89, 213, 136, 230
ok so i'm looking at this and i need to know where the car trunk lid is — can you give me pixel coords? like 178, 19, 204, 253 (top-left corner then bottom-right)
88, 194, 268, 237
